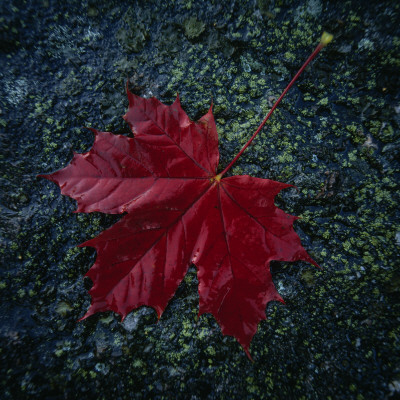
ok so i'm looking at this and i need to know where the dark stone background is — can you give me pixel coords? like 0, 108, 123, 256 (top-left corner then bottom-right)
1, 0, 399, 399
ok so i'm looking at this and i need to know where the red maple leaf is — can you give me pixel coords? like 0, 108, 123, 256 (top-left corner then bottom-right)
40, 33, 332, 359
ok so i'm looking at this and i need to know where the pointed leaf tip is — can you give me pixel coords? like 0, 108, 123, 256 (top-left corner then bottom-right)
244, 346, 254, 362
84, 127, 98, 135
173, 92, 181, 106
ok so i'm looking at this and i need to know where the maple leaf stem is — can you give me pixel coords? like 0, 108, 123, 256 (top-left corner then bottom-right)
219, 32, 333, 178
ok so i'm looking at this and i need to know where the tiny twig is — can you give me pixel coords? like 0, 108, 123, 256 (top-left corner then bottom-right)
218, 32, 333, 179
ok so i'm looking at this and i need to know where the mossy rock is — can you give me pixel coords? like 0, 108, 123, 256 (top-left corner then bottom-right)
183, 17, 205, 39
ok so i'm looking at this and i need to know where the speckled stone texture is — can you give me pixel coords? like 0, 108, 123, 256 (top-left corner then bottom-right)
0, 0, 399, 399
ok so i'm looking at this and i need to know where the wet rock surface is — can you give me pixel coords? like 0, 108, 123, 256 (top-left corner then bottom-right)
0, 0, 399, 399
